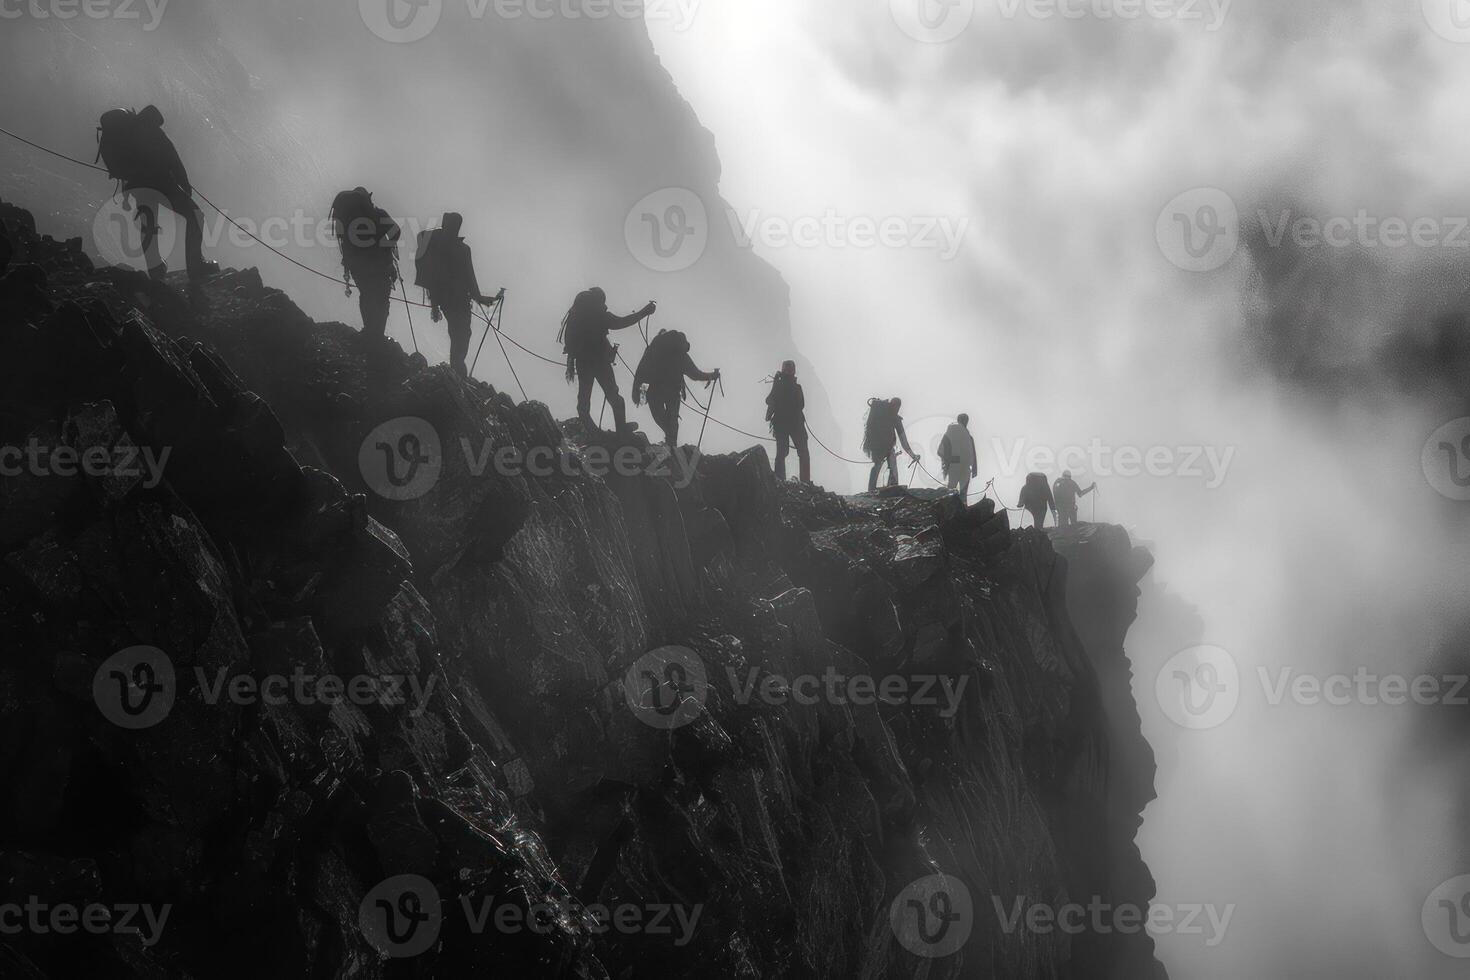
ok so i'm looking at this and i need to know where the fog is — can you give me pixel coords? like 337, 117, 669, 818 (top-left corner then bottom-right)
648, 1, 1470, 976
3, 0, 1469, 974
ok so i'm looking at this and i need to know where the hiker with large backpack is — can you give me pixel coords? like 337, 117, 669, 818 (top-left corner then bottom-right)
766, 360, 809, 483
1052, 470, 1097, 528
1018, 472, 1056, 529
631, 328, 720, 448
938, 413, 979, 499
95, 105, 214, 280
863, 397, 918, 493
330, 187, 401, 341
414, 213, 500, 377
559, 288, 656, 436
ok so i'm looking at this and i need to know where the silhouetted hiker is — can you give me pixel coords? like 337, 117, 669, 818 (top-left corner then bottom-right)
1018, 472, 1055, 529
415, 212, 500, 377
863, 397, 918, 492
95, 106, 215, 280
559, 288, 657, 436
330, 187, 401, 341
766, 360, 810, 483
938, 414, 978, 499
632, 328, 719, 448
1053, 470, 1097, 528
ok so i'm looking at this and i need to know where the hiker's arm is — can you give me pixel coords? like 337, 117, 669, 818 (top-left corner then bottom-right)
163, 136, 191, 192
683, 354, 719, 383
463, 248, 486, 303
382, 214, 401, 247
969, 436, 979, 475
1081, 483, 1097, 497
896, 421, 916, 457
611, 301, 657, 330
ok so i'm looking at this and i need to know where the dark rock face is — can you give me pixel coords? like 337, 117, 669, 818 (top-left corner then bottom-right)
0, 200, 1163, 978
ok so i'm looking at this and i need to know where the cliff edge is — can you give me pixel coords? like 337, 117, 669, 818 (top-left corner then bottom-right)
0, 201, 1163, 979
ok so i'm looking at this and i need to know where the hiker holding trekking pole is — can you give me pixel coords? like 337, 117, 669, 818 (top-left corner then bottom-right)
559, 288, 656, 437
414, 212, 501, 378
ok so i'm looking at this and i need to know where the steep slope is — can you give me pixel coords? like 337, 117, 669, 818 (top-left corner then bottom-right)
0, 1, 841, 478
0, 200, 1162, 978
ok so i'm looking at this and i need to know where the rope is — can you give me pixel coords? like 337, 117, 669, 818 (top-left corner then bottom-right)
0, 122, 900, 468
397, 264, 419, 355
0, 124, 106, 173
695, 376, 719, 453
469, 289, 505, 376
805, 425, 869, 466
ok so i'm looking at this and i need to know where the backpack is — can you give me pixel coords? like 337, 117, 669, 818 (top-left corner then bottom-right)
635, 329, 689, 390
96, 108, 143, 181
862, 398, 898, 458
558, 289, 607, 358
330, 189, 394, 260
1020, 472, 1050, 508
414, 229, 460, 298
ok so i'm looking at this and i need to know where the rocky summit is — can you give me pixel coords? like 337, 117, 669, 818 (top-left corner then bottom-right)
0, 199, 1163, 979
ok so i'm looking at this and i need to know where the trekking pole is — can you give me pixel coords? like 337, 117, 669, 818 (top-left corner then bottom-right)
695, 379, 717, 453
469, 287, 506, 377
398, 267, 419, 355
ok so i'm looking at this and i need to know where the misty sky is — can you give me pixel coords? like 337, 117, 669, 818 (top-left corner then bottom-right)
3, 0, 1470, 974
650, 1, 1470, 976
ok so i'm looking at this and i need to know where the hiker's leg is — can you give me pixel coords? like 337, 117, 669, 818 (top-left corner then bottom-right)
360, 276, 391, 339
181, 201, 206, 277
868, 456, 882, 493
774, 429, 790, 481
445, 307, 472, 377
647, 394, 668, 442
137, 203, 165, 278
576, 359, 597, 428
665, 399, 680, 447
596, 360, 626, 433
885, 451, 900, 487
793, 427, 811, 483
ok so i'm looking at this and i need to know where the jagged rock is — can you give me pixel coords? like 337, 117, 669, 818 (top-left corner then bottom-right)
0, 201, 1164, 980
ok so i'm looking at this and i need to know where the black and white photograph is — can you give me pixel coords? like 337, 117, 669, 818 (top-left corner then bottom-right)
0, 0, 1468, 976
